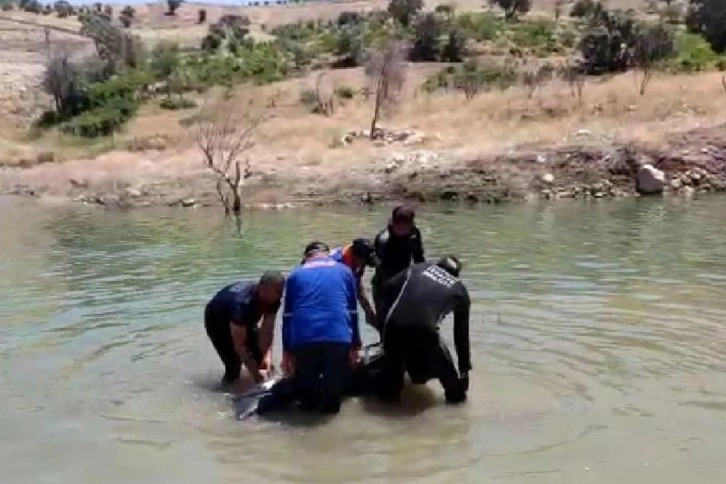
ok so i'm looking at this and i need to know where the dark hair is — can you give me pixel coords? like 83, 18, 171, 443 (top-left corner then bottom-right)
436, 256, 462, 277
303, 241, 330, 258
350, 238, 377, 267
259, 270, 285, 286
391, 205, 415, 224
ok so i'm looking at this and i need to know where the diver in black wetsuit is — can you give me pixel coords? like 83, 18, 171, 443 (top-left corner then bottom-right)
377, 256, 472, 404
371, 205, 426, 330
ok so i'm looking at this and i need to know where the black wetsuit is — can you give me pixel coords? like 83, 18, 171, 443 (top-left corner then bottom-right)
204, 282, 279, 383
378, 262, 471, 403
371, 225, 425, 323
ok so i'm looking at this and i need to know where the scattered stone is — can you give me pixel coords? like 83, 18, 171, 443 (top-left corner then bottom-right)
69, 178, 89, 189
125, 187, 142, 198
465, 193, 479, 204
635, 164, 665, 195
536, 154, 547, 164
36, 151, 54, 164
540, 173, 555, 184
575, 129, 591, 137
670, 178, 683, 190
181, 198, 197, 208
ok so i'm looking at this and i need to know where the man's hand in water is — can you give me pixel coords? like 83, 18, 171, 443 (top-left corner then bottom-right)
348, 347, 360, 367
281, 352, 294, 376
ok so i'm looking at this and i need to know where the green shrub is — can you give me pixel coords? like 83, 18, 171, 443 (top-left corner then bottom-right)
159, 97, 197, 110
423, 61, 518, 96
61, 98, 137, 137
335, 85, 355, 99
667, 31, 723, 72
1, 2, 13, 11
570, 0, 598, 18
510, 19, 560, 54
456, 12, 503, 42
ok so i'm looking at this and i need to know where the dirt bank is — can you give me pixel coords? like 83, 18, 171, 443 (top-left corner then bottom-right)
2, 124, 726, 210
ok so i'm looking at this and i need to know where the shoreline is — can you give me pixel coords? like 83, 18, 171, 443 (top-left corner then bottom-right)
2, 124, 726, 210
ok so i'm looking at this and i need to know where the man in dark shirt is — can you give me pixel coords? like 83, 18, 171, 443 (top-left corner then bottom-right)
204, 271, 285, 385
371, 205, 425, 324
377, 256, 471, 404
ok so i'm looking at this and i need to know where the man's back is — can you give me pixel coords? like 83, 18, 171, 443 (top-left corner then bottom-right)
382, 262, 468, 331
208, 281, 260, 326
283, 257, 359, 351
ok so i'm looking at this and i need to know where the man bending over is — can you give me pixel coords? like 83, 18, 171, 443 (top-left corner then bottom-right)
377, 256, 471, 404
205, 271, 285, 385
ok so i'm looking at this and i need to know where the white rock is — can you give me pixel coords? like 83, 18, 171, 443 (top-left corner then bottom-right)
636, 164, 665, 195
541, 173, 555, 184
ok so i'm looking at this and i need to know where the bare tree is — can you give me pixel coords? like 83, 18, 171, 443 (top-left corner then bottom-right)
560, 60, 586, 107
365, 40, 407, 138
195, 99, 264, 215
722, 75, 726, 94
633, 22, 674, 96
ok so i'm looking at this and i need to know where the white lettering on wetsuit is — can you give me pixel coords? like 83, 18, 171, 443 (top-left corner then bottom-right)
421, 265, 458, 288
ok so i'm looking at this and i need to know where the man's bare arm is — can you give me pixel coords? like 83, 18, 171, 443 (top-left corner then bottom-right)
230, 323, 264, 382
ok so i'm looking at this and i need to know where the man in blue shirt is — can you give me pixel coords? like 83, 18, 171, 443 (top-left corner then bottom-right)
204, 271, 285, 385
282, 241, 361, 414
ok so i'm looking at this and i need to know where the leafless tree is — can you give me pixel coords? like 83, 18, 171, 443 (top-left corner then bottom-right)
721, 75, 725, 94
195, 99, 264, 215
560, 60, 586, 107
521, 63, 554, 99
365, 40, 407, 138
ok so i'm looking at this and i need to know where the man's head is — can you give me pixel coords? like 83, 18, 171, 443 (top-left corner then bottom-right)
257, 270, 285, 306
350, 238, 379, 268
302, 241, 330, 262
390, 205, 415, 237
436, 256, 462, 278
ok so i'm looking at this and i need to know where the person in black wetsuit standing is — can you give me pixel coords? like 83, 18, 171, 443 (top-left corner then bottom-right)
377, 256, 471, 404
371, 205, 425, 329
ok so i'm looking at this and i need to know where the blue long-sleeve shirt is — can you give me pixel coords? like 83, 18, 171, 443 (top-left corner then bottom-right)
282, 255, 360, 352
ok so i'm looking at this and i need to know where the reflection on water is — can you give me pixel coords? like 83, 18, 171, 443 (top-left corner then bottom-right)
2, 196, 726, 483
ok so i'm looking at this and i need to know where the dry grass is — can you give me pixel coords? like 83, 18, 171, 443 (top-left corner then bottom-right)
148, 68, 726, 165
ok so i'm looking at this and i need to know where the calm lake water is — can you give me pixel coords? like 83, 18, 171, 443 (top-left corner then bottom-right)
2, 195, 726, 483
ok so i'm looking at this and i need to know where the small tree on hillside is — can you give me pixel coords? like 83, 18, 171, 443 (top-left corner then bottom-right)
488, 0, 532, 21
198, 8, 206, 24
387, 0, 423, 27
166, 0, 182, 16
410, 12, 444, 61
42, 44, 86, 119
632, 22, 674, 95
150, 41, 180, 98
195, 99, 264, 215
686, 0, 726, 53
365, 40, 407, 137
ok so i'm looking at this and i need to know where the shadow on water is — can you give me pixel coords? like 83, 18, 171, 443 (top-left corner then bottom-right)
358, 384, 439, 418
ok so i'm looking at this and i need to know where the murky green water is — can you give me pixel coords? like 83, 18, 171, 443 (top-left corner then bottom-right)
2, 195, 726, 483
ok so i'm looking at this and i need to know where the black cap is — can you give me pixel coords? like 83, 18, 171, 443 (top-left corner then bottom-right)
303, 241, 330, 258
350, 238, 378, 267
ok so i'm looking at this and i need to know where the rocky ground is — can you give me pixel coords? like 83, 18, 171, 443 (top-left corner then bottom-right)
2, 124, 726, 210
